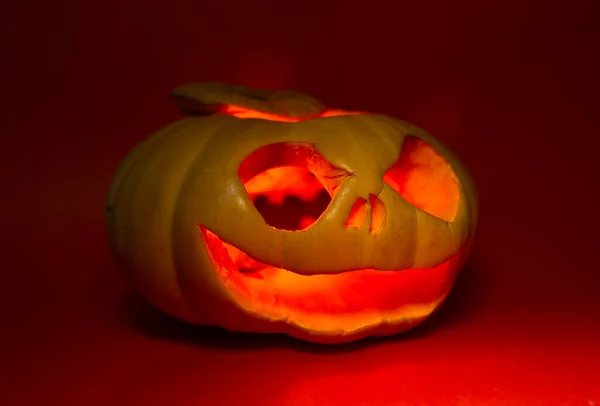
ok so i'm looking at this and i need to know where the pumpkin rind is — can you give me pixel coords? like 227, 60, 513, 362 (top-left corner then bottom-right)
106, 83, 478, 343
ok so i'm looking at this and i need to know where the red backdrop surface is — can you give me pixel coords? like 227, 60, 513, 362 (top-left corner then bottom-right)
1, 0, 599, 405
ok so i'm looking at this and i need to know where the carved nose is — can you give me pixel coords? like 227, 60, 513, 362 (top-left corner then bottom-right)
344, 194, 386, 234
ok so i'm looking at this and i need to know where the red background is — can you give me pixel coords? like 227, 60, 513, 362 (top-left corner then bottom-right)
1, 0, 599, 405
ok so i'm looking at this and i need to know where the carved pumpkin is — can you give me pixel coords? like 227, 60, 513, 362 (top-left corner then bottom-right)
106, 82, 478, 344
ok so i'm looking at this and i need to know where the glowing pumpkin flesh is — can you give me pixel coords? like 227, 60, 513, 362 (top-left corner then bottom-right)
106, 83, 478, 344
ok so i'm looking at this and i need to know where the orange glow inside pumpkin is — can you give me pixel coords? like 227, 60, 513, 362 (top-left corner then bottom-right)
222, 104, 363, 122
200, 105, 461, 325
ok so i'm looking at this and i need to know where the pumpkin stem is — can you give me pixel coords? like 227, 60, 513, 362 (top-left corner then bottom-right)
170, 82, 325, 119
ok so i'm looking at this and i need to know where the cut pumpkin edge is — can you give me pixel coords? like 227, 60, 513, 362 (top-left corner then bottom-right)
199, 225, 463, 343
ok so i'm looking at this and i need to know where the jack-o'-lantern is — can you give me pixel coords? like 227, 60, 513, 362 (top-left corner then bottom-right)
106, 82, 478, 344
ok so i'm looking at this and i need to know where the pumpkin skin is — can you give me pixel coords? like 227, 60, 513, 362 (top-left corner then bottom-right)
106, 83, 478, 344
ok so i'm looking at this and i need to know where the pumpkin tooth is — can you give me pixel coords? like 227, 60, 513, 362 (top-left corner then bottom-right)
369, 194, 386, 235
345, 198, 369, 229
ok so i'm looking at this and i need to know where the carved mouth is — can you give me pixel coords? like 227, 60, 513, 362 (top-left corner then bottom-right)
200, 225, 461, 330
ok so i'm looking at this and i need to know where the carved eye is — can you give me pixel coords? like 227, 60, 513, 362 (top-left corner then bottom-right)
238, 142, 351, 231
383, 136, 460, 222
